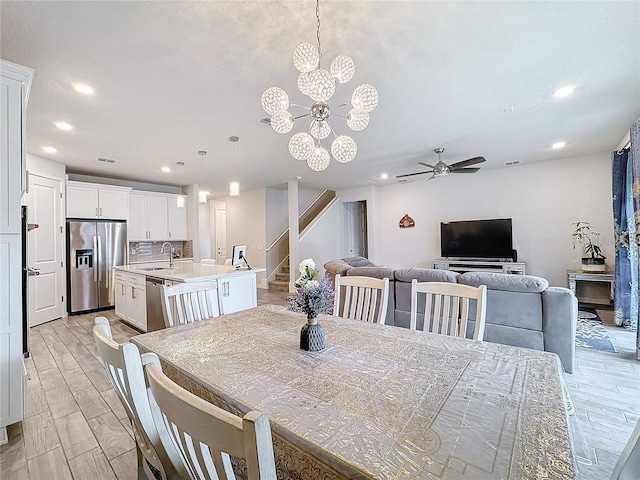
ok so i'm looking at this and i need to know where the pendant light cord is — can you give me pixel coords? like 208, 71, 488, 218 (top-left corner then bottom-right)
316, 0, 321, 57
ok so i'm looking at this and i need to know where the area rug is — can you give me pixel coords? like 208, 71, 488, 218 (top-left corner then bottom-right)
576, 307, 616, 352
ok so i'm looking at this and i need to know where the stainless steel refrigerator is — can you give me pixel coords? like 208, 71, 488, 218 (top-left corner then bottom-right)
67, 220, 127, 314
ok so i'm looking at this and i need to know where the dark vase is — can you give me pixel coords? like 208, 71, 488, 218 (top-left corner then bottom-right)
300, 317, 326, 352
582, 257, 606, 273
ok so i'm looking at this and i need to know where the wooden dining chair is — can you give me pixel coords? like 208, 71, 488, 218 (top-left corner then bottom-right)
410, 280, 487, 340
93, 317, 182, 480
144, 360, 277, 480
333, 274, 390, 325
611, 418, 640, 480
161, 281, 223, 328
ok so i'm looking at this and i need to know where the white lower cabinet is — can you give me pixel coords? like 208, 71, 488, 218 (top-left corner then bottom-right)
218, 273, 257, 314
115, 272, 147, 331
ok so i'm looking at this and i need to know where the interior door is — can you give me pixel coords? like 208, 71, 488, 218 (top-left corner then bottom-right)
215, 208, 227, 264
26, 174, 64, 326
344, 201, 367, 258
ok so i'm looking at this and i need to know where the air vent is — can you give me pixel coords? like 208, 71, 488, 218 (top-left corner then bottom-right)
397, 179, 408, 183
260, 117, 271, 125
97, 157, 117, 164
505, 161, 520, 166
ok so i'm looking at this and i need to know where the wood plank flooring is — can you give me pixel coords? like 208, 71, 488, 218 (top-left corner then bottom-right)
1, 292, 637, 480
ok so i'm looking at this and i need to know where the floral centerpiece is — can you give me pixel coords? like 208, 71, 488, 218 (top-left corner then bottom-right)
287, 258, 334, 351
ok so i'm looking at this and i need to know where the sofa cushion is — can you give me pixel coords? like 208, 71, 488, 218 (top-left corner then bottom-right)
323, 260, 353, 277
343, 256, 376, 268
458, 272, 548, 293
347, 266, 395, 280
394, 268, 458, 283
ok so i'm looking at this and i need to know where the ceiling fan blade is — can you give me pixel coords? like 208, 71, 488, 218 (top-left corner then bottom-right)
425, 174, 436, 182
396, 170, 433, 178
450, 168, 481, 173
418, 162, 437, 169
448, 156, 486, 169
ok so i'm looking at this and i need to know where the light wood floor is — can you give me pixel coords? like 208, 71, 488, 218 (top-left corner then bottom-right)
1, 293, 637, 480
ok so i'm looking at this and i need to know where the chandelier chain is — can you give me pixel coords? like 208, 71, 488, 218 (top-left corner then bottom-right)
316, 0, 321, 57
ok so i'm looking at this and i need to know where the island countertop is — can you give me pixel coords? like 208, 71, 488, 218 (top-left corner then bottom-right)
115, 262, 266, 283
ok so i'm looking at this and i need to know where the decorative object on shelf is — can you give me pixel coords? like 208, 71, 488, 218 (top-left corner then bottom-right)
399, 214, 415, 229
571, 221, 606, 272
287, 258, 334, 351
228, 136, 240, 197
260, 0, 378, 172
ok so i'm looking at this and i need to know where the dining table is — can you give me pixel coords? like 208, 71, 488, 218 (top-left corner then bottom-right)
131, 305, 576, 479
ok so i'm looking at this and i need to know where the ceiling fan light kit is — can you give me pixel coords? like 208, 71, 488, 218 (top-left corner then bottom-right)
396, 148, 486, 182
261, 0, 378, 172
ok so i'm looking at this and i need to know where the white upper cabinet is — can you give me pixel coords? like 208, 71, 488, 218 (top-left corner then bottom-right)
129, 191, 187, 241
66, 181, 130, 220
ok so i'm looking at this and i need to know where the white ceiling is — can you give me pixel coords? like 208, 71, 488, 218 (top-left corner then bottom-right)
1, 1, 639, 197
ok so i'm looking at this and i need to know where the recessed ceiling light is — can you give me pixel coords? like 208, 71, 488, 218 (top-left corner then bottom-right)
54, 121, 73, 131
72, 82, 94, 95
380, 173, 389, 180
42, 146, 57, 153
552, 141, 567, 149
161, 167, 171, 173
553, 85, 576, 98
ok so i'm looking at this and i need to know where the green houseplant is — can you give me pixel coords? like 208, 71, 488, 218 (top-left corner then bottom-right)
571, 221, 606, 272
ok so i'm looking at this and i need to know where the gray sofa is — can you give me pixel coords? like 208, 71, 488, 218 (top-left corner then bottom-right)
324, 257, 577, 373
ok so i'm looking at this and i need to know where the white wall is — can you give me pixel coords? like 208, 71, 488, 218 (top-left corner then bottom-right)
299, 200, 342, 278
226, 188, 267, 288
198, 202, 211, 259
336, 152, 613, 288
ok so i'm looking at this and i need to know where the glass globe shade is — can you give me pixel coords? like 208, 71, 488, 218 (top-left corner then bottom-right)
270, 111, 294, 134
331, 135, 357, 163
297, 72, 312, 97
346, 109, 370, 131
306, 69, 336, 102
293, 42, 320, 73
330, 55, 355, 83
261, 87, 289, 115
307, 146, 330, 171
310, 120, 331, 140
288, 132, 315, 161
351, 84, 379, 113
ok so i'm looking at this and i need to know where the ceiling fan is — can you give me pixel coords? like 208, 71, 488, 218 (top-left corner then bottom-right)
396, 148, 486, 181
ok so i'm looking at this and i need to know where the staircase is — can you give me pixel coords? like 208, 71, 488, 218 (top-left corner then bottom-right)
268, 260, 290, 292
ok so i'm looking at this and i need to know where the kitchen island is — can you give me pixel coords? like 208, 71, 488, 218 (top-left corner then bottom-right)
113, 262, 266, 332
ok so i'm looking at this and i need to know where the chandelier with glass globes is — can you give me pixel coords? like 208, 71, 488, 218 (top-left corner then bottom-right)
260, 0, 378, 172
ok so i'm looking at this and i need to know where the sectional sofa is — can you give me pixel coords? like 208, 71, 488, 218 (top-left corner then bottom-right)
324, 256, 577, 373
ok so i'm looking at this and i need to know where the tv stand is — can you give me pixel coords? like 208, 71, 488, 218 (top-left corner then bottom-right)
432, 258, 526, 275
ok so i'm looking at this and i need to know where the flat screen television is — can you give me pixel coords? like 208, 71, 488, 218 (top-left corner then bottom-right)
440, 218, 513, 259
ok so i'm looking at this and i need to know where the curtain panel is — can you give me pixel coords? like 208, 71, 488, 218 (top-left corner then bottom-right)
612, 120, 640, 359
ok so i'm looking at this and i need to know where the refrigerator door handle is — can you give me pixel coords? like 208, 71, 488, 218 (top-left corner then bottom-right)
97, 235, 103, 283
93, 236, 98, 282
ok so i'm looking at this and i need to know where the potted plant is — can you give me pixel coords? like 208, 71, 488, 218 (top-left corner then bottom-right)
571, 221, 606, 273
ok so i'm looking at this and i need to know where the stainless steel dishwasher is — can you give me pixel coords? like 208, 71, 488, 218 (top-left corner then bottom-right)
145, 276, 167, 332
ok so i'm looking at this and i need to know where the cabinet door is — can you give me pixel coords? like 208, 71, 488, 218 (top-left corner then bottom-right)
219, 274, 256, 314
0, 235, 24, 427
133, 285, 147, 332
98, 189, 128, 220
167, 196, 188, 240
0, 77, 22, 234
66, 184, 99, 219
128, 194, 148, 241
114, 279, 127, 319
147, 195, 169, 241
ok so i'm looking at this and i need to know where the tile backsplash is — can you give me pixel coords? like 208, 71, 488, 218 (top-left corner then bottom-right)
129, 240, 193, 263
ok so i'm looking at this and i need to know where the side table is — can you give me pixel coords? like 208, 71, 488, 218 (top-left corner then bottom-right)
567, 270, 614, 305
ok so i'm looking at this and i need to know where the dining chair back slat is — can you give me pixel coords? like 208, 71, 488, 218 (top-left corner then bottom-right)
410, 280, 487, 341
333, 274, 389, 325
611, 418, 640, 480
161, 281, 223, 328
93, 317, 181, 480
144, 361, 277, 480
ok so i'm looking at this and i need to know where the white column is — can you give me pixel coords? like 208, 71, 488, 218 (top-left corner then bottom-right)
184, 184, 200, 261
288, 180, 299, 292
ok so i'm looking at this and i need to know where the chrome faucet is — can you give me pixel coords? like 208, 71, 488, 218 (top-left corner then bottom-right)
160, 242, 175, 268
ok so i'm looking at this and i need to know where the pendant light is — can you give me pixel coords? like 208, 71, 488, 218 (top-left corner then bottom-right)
229, 136, 240, 197
176, 161, 186, 208
197, 150, 209, 204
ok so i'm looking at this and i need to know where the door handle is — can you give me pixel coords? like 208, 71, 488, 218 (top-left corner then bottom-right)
121, 284, 125, 295
96, 207, 99, 217
99, 207, 102, 217
93, 236, 98, 282
131, 286, 135, 300
26, 267, 40, 276
97, 235, 102, 283
169, 231, 172, 239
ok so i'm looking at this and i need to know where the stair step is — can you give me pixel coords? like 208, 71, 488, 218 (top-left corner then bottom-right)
281, 265, 290, 274
268, 280, 290, 292
275, 273, 289, 282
